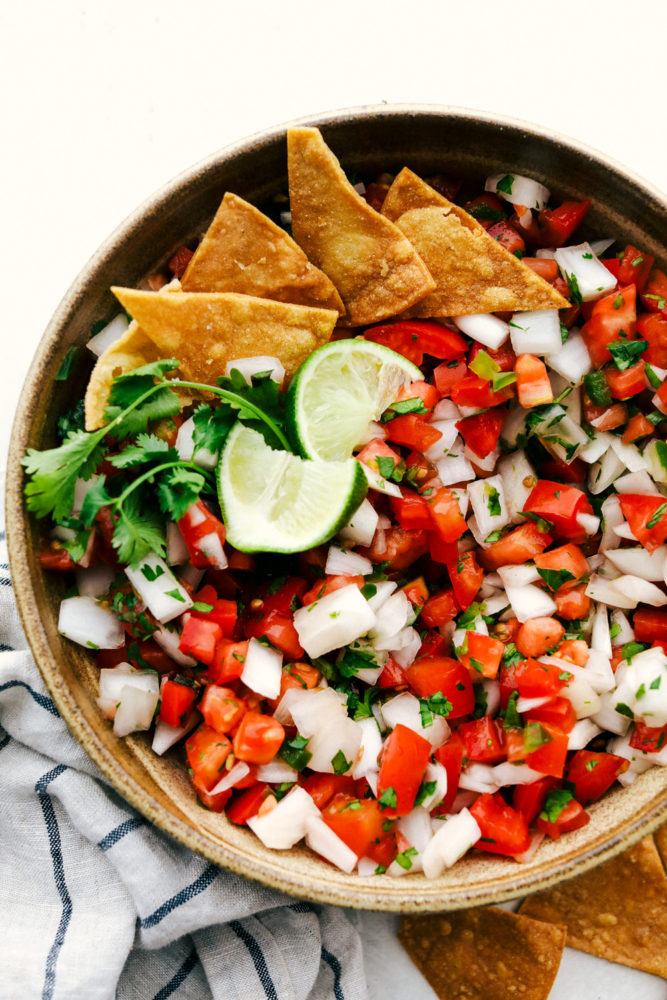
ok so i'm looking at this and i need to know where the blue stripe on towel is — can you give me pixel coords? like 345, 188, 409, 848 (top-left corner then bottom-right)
35, 764, 71, 1000
152, 946, 199, 999
140, 863, 218, 929
321, 947, 345, 1000
0, 680, 59, 716
98, 816, 144, 851
229, 920, 279, 1000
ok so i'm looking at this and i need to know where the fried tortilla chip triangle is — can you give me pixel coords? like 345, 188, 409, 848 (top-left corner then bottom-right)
400, 908, 566, 1000
382, 167, 569, 316
287, 127, 435, 326
110, 288, 338, 387
181, 192, 345, 314
520, 835, 667, 978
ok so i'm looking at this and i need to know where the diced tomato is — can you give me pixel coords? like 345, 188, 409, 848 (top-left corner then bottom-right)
463, 193, 505, 228
523, 481, 591, 539
364, 182, 389, 212
451, 375, 513, 409
266, 661, 321, 712
383, 413, 442, 452
428, 535, 460, 565
629, 722, 667, 753
522, 257, 559, 282
428, 486, 468, 543
470, 792, 531, 856
605, 361, 646, 399
622, 412, 654, 444
525, 722, 569, 778
301, 574, 364, 608
244, 607, 304, 661
168, 245, 194, 278
364, 320, 467, 366
458, 716, 506, 764
499, 658, 520, 710
191, 595, 238, 637
377, 656, 407, 689
640, 268, 667, 315
537, 200, 590, 248
555, 582, 591, 621
456, 408, 506, 458
38, 540, 78, 571
469, 340, 517, 373
233, 712, 285, 765
401, 576, 429, 612
433, 733, 465, 813
226, 783, 272, 825
417, 631, 448, 659
618, 494, 667, 553
178, 616, 223, 665
390, 492, 433, 531
209, 640, 248, 684
393, 380, 439, 416
487, 218, 524, 254
159, 679, 197, 727
524, 697, 576, 734
504, 728, 527, 763
515, 657, 572, 698
515, 354, 553, 408
534, 543, 589, 585
459, 633, 504, 679
638, 313, 667, 368
257, 576, 309, 615
361, 527, 430, 571
580, 285, 637, 368
405, 656, 474, 717
226, 549, 256, 572
537, 795, 589, 840
512, 777, 559, 824
478, 521, 552, 570
178, 500, 227, 569
199, 685, 246, 734
321, 794, 386, 857
196, 786, 232, 812
186, 724, 232, 793
301, 773, 357, 809
617, 245, 655, 292
377, 724, 431, 817
356, 438, 403, 478
433, 357, 467, 396
540, 457, 587, 483
516, 617, 565, 658
584, 398, 628, 432
566, 750, 630, 803
447, 550, 484, 611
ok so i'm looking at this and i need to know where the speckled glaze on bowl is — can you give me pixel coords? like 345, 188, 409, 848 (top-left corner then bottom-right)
7, 106, 667, 911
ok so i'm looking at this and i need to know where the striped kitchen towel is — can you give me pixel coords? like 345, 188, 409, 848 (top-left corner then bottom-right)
0, 517, 368, 1000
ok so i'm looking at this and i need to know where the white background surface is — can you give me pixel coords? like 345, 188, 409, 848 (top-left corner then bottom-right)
3, 2, 666, 997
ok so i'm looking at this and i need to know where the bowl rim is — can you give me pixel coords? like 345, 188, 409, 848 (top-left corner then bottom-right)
6, 103, 667, 911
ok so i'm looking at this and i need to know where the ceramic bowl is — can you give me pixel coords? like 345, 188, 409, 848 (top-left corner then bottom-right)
7, 106, 667, 911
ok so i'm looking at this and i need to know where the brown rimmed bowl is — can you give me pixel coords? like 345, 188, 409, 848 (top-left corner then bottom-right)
7, 105, 667, 911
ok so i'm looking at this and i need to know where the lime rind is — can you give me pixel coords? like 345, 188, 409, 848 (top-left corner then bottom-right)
286, 339, 422, 461
218, 423, 368, 553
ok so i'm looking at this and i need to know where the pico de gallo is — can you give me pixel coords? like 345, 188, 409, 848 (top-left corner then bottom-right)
24, 161, 667, 882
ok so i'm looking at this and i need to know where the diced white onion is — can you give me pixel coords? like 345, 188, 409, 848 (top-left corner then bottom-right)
240, 638, 283, 699
567, 718, 603, 750
546, 329, 593, 384
339, 499, 379, 547
87, 313, 129, 356
256, 760, 298, 784
58, 596, 124, 650
152, 623, 197, 667
290, 688, 347, 738
175, 416, 219, 471
498, 451, 537, 524
294, 584, 377, 658
555, 242, 617, 302
422, 809, 482, 878
125, 554, 193, 624
151, 712, 199, 756
485, 173, 550, 210
307, 716, 362, 773
452, 313, 510, 350
247, 786, 319, 849
113, 683, 160, 737
509, 310, 561, 355
325, 546, 372, 577
352, 717, 383, 782
304, 816, 358, 872
610, 438, 648, 474
209, 761, 251, 795
491, 762, 544, 786
609, 575, 667, 607
605, 547, 667, 582
75, 564, 115, 599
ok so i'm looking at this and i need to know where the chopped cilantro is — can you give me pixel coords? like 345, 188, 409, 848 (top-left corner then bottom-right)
524, 721, 553, 753
331, 750, 352, 775
502, 690, 522, 730
539, 788, 574, 823
495, 174, 514, 195
378, 787, 397, 810
646, 503, 667, 530
415, 780, 438, 806
607, 338, 648, 371
395, 847, 418, 871
55, 345, 79, 382
622, 641, 648, 663
381, 398, 429, 423
536, 567, 575, 592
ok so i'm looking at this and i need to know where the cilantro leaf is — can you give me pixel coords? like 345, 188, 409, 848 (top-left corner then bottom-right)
279, 734, 312, 772
502, 690, 522, 730
536, 567, 575, 592
108, 433, 178, 469
496, 174, 514, 195
331, 749, 352, 775
524, 721, 553, 753
55, 346, 79, 382
156, 466, 207, 521
215, 370, 287, 447
79, 475, 113, 527
22, 427, 107, 521
191, 403, 236, 456
378, 787, 397, 810
103, 359, 182, 437
539, 788, 573, 823
381, 398, 429, 423
607, 339, 648, 371
112, 490, 166, 566
415, 780, 438, 807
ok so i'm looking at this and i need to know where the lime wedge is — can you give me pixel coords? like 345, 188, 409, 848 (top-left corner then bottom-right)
218, 423, 368, 553
287, 339, 422, 461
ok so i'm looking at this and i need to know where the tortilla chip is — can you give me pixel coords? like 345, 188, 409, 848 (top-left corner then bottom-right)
399, 907, 566, 1000
287, 127, 435, 326
180, 192, 345, 314
110, 288, 337, 386
520, 836, 667, 978
382, 168, 569, 316
654, 820, 667, 867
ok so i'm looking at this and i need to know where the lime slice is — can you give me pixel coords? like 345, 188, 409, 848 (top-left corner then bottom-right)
218, 423, 368, 553
287, 339, 422, 461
